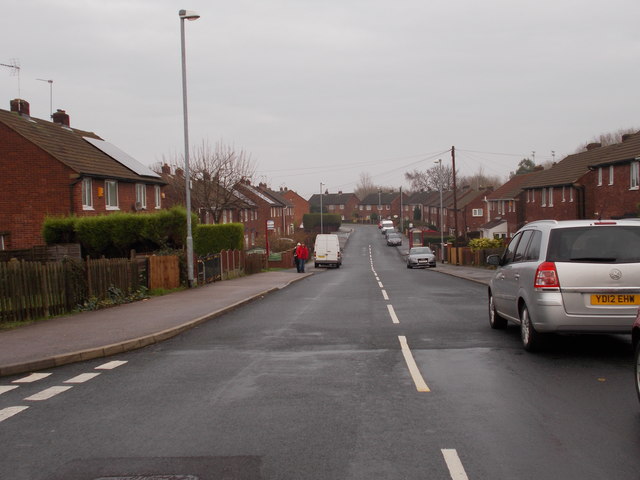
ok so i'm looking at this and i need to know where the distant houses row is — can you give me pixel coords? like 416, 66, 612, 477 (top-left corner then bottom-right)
2, 97, 639, 251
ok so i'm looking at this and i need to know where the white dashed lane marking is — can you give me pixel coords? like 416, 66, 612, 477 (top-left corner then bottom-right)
95, 360, 128, 370
387, 304, 400, 324
13, 373, 51, 383
398, 336, 430, 392
0, 406, 29, 423
442, 449, 470, 480
24, 386, 73, 401
0, 386, 19, 396
64, 373, 101, 384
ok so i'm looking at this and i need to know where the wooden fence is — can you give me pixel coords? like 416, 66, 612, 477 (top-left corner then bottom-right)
0, 257, 139, 324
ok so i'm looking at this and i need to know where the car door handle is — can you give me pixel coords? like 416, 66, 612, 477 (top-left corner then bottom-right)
514, 274, 520, 280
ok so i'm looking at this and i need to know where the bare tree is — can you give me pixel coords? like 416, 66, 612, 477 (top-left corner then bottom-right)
406, 164, 456, 192
458, 166, 502, 190
354, 172, 378, 199
576, 127, 638, 152
157, 140, 256, 223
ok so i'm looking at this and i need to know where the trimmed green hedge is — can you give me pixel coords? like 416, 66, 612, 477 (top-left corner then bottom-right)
42, 207, 197, 257
193, 223, 244, 255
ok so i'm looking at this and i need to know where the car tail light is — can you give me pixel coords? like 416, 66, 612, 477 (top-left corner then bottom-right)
534, 261, 560, 289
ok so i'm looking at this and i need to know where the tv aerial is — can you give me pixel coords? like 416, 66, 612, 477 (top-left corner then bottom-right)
1, 58, 21, 97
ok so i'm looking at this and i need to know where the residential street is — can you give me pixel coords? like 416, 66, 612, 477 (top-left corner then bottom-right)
0, 224, 638, 480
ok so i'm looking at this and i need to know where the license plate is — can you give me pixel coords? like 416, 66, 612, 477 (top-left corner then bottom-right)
590, 294, 640, 305
317, 255, 325, 259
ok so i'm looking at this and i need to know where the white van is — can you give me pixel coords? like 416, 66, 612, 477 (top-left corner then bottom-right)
314, 234, 342, 268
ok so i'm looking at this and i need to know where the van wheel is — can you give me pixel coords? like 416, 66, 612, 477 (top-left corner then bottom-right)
520, 304, 543, 352
314, 263, 319, 268
489, 293, 507, 329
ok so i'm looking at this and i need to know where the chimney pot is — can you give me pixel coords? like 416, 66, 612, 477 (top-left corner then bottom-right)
52, 109, 70, 127
10, 98, 30, 116
161, 164, 171, 175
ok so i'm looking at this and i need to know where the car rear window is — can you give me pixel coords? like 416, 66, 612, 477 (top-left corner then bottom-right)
547, 225, 640, 263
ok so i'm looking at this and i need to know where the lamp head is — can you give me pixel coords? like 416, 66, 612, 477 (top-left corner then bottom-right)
179, 9, 200, 20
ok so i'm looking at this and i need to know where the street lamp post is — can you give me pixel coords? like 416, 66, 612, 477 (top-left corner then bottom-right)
320, 182, 325, 234
179, 9, 200, 287
436, 159, 444, 263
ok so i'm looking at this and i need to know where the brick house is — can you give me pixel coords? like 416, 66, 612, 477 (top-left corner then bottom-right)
521, 142, 619, 223
259, 185, 295, 236
280, 188, 309, 229
584, 131, 640, 219
482, 170, 542, 239
234, 180, 291, 241
308, 191, 360, 222
357, 190, 410, 224
0, 99, 166, 250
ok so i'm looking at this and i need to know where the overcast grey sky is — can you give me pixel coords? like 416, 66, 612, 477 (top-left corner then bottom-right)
3, 0, 639, 198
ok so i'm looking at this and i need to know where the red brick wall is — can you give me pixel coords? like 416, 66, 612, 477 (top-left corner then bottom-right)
0, 126, 75, 248
523, 185, 584, 223
584, 165, 640, 219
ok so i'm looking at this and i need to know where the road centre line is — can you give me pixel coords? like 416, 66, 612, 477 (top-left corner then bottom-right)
441, 449, 470, 480
382, 290, 389, 300
64, 373, 101, 384
0, 406, 29, 423
13, 373, 51, 383
95, 360, 128, 370
398, 336, 430, 392
24, 386, 73, 401
387, 304, 400, 324
378, 281, 384, 288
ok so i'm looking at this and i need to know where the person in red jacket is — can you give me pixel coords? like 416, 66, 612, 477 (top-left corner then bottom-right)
295, 242, 309, 273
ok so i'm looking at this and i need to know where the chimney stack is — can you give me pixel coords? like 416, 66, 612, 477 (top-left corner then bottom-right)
10, 99, 30, 116
52, 109, 70, 127
586, 142, 601, 151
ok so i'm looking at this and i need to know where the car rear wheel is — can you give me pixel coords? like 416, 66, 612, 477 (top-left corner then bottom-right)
489, 293, 507, 329
520, 304, 543, 351
407, 264, 412, 269
635, 341, 640, 404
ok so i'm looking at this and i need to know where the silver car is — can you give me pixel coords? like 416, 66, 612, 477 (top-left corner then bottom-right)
487, 219, 640, 351
386, 232, 402, 246
407, 246, 436, 268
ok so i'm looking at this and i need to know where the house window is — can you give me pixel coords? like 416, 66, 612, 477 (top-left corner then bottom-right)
609, 165, 614, 185
328, 204, 335, 211
562, 186, 566, 202
105, 180, 119, 209
136, 184, 147, 209
82, 178, 93, 209
366, 205, 371, 211
541, 188, 547, 207
339, 204, 344, 210
386, 205, 390, 210
597, 167, 603, 186
548, 187, 554, 207
569, 187, 574, 202
155, 185, 161, 209
0, 233, 7, 250
472, 208, 483, 217
631, 161, 639, 190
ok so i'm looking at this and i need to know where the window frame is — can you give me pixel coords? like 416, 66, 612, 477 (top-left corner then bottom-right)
135, 183, 147, 209
105, 180, 119, 210
631, 161, 639, 190
81, 177, 93, 209
154, 185, 161, 209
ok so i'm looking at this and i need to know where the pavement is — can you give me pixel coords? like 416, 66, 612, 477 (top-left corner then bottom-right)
0, 232, 494, 378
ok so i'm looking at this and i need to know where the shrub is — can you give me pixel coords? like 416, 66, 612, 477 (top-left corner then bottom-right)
468, 237, 504, 252
42, 216, 77, 244
193, 223, 244, 255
